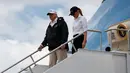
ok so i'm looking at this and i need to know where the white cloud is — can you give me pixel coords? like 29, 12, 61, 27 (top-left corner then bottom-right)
0, 14, 49, 43
0, 0, 102, 6
0, 4, 24, 16
0, 4, 24, 36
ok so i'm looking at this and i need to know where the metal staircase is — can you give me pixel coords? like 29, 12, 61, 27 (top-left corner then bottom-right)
2, 29, 130, 73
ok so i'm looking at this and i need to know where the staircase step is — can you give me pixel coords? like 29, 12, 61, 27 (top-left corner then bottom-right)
26, 65, 49, 73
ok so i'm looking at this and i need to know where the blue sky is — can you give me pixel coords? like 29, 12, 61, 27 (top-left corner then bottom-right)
0, 0, 102, 72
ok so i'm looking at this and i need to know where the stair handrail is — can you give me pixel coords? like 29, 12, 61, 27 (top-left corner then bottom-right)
1, 29, 102, 73
105, 29, 130, 51
18, 29, 102, 73
1, 50, 39, 73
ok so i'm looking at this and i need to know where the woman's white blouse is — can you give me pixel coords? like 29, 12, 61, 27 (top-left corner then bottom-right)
73, 16, 87, 35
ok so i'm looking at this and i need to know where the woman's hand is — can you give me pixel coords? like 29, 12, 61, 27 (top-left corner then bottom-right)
82, 41, 86, 48
82, 32, 87, 48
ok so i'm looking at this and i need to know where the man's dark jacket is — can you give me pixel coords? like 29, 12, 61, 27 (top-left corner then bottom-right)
42, 17, 69, 51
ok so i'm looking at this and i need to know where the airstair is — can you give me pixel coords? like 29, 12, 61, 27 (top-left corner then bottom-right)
1, 29, 130, 73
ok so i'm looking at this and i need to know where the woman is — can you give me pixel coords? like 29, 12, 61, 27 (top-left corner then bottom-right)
69, 6, 87, 54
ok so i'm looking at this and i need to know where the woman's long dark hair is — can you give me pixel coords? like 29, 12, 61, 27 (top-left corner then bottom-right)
78, 8, 83, 16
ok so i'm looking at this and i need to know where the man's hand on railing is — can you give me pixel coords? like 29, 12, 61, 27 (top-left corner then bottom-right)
61, 45, 66, 50
38, 44, 44, 51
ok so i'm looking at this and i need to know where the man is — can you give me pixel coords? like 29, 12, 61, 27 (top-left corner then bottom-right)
38, 9, 69, 67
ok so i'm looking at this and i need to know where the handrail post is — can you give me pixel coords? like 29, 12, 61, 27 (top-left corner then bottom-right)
87, 30, 102, 51
110, 30, 113, 49
70, 41, 77, 52
100, 32, 102, 51
128, 30, 130, 51
30, 55, 37, 66
29, 66, 33, 73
